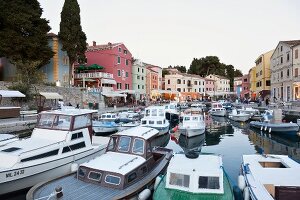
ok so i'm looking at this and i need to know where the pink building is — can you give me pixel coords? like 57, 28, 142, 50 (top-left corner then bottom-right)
205, 78, 215, 93
85, 42, 133, 90
241, 74, 250, 99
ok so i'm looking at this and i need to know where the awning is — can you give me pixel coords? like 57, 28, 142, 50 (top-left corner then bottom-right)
40, 92, 63, 99
0, 90, 25, 98
101, 78, 116, 85
152, 89, 179, 94
102, 92, 126, 97
116, 90, 135, 94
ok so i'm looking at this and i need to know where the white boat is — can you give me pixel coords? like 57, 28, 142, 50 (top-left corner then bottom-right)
92, 120, 118, 135
209, 103, 226, 117
0, 134, 18, 147
141, 106, 170, 135
239, 154, 300, 200
0, 109, 109, 195
191, 103, 206, 109
179, 102, 189, 109
179, 113, 206, 137
164, 103, 180, 124
116, 121, 141, 132
228, 109, 251, 122
118, 111, 139, 120
153, 153, 235, 199
99, 113, 118, 122
28, 126, 173, 200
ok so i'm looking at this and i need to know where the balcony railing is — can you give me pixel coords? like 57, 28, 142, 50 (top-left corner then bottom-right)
74, 72, 113, 79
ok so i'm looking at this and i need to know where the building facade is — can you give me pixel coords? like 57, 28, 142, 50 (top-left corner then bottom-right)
146, 67, 159, 100
234, 77, 242, 92
249, 66, 256, 100
293, 43, 300, 100
164, 69, 205, 101
205, 74, 230, 95
132, 59, 146, 100
253, 49, 274, 100
271, 41, 300, 101
240, 74, 250, 99
85, 42, 133, 91
205, 78, 215, 94
40, 33, 69, 86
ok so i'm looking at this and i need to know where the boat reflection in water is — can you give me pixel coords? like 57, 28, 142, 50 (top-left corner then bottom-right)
178, 134, 205, 157
249, 129, 300, 162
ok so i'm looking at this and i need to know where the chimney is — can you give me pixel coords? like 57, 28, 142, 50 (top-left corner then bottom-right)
93, 41, 96, 46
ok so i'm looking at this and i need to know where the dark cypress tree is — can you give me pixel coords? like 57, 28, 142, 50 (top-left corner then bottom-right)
0, 0, 53, 85
59, 0, 87, 86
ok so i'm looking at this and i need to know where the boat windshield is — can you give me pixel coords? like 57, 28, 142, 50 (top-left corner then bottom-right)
132, 138, 145, 155
118, 136, 131, 152
37, 114, 71, 130
184, 117, 191, 121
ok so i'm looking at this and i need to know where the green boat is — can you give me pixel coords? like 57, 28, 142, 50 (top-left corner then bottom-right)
153, 153, 234, 200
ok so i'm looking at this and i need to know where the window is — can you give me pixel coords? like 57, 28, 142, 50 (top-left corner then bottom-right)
142, 120, 147, 125
199, 88, 201, 92
280, 46, 283, 52
198, 176, 220, 189
169, 173, 190, 188
126, 72, 128, 77
281, 71, 283, 78
194, 89, 196, 92
194, 81, 197, 85
177, 88, 181, 92
117, 83, 122, 89
260, 70, 262, 75
142, 85, 144, 89
138, 68, 140, 72
142, 69, 144, 73
126, 59, 129, 66
295, 68, 299, 77
71, 132, 83, 140
138, 85, 140, 89
157, 121, 162, 124
62, 142, 86, 153
107, 136, 118, 151
125, 84, 129, 89
287, 53, 290, 62
149, 120, 155, 124
118, 47, 121, 52
296, 49, 299, 59
118, 136, 131, 152
128, 172, 137, 183
137, 75, 140, 79
266, 80, 271, 86
183, 88, 185, 92
140, 166, 147, 174
73, 114, 91, 129
37, 114, 55, 128
287, 69, 290, 77
177, 79, 181, 84
2, 147, 21, 152
105, 175, 121, 185
21, 149, 59, 162
132, 138, 144, 155
52, 115, 72, 130
280, 57, 283, 64
88, 171, 102, 181
167, 79, 170, 84
183, 80, 185, 84
117, 56, 121, 64
118, 70, 121, 77
124, 49, 127, 54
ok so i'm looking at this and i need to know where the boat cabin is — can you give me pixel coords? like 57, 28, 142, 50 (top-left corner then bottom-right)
100, 113, 117, 121
76, 126, 168, 190
182, 115, 204, 124
141, 118, 167, 126
145, 106, 165, 117
166, 154, 224, 194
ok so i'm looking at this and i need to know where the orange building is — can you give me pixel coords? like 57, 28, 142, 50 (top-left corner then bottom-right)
146, 66, 159, 100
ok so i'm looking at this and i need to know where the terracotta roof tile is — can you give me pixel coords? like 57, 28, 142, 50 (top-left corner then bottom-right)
281, 40, 300, 47
86, 43, 122, 51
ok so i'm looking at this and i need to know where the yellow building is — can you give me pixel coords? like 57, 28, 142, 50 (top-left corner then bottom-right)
249, 66, 256, 99
252, 50, 274, 100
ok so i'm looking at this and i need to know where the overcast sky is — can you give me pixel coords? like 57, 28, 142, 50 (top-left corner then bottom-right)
39, 0, 300, 74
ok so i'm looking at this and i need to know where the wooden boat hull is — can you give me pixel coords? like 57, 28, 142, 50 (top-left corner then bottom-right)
27, 150, 173, 200
0, 146, 106, 195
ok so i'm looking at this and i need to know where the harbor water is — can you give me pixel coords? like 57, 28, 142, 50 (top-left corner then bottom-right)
3, 114, 300, 200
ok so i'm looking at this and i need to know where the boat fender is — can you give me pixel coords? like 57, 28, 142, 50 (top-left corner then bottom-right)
269, 128, 271, 133
154, 176, 162, 189
138, 189, 151, 200
233, 185, 243, 200
264, 126, 267, 131
261, 126, 263, 131
70, 163, 79, 173
243, 186, 250, 200
237, 175, 246, 190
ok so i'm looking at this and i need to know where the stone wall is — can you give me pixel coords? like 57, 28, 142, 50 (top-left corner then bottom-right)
0, 81, 99, 110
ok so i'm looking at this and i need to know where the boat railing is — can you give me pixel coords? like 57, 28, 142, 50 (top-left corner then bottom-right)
119, 156, 138, 169
18, 140, 65, 156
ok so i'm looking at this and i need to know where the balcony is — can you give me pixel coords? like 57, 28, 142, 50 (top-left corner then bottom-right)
74, 72, 113, 79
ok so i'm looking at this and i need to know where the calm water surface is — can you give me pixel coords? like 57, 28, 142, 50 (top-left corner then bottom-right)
3, 114, 300, 200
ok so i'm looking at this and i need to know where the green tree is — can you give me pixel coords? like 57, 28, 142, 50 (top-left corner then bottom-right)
174, 65, 187, 73
188, 56, 221, 76
0, 0, 53, 87
59, 0, 87, 86
162, 68, 170, 77
234, 69, 243, 77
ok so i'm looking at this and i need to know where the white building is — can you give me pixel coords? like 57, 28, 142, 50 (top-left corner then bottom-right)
293, 43, 300, 100
164, 69, 205, 100
271, 40, 300, 101
132, 59, 146, 100
205, 74, 230, 96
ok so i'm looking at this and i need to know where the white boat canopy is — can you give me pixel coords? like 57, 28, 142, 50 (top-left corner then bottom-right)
39, 92, 63, 99
0, 90, 25, 98
116, 90, 135, 94
102, 92, 126, 97
101, 78, 117, 85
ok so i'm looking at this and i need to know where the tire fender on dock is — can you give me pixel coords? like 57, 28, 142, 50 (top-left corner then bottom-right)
138, 189, 151, 200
